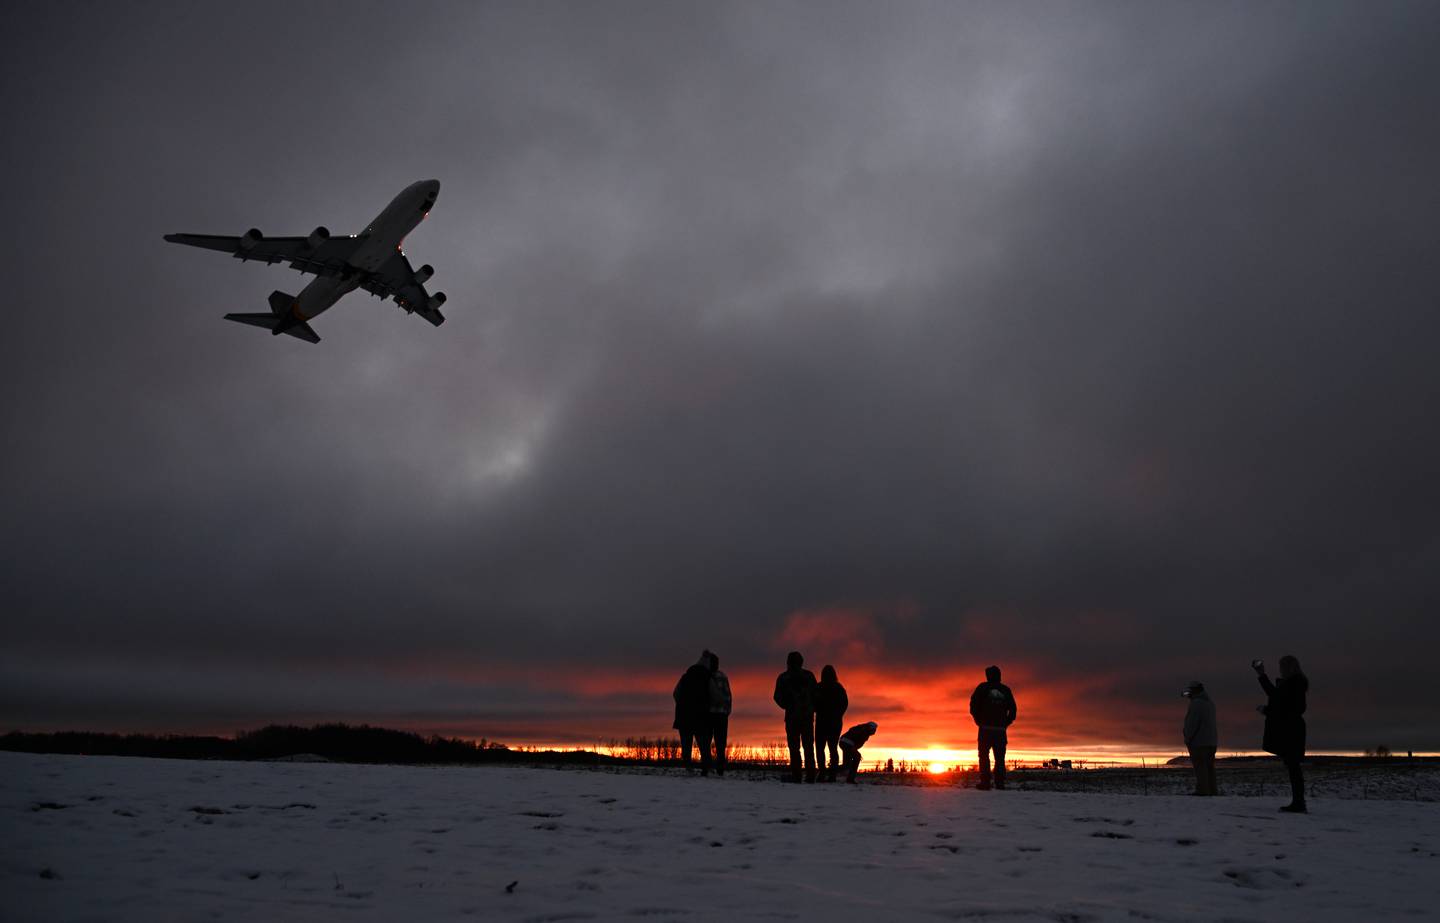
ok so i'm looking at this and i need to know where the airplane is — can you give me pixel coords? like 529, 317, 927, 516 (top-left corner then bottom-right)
164, 179, 447, 343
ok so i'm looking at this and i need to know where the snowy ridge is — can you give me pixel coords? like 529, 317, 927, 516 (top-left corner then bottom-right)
4, 752, 1437, 921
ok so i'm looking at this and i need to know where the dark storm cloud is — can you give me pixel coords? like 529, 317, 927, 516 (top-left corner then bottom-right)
3, 2, 1438, 749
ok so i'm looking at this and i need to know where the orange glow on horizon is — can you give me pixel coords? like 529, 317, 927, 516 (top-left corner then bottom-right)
373, 652, 1200, 761
363, 604, 1253, 761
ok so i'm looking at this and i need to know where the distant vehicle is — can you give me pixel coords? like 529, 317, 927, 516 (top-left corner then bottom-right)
164, 180, 446, 343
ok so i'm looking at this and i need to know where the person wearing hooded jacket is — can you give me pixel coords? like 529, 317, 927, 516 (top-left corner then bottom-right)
1255, 655, 1309, 813
773, 650, 819, 783
969, 665, 1017, 790
814, 665, 849, 782
837, 721, 877, 783
1182, 681, 1219, 796
702, 652, 732, 776
672, 650, 713, 773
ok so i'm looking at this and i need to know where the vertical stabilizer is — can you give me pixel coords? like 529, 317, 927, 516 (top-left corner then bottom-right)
268, 290, 296, 316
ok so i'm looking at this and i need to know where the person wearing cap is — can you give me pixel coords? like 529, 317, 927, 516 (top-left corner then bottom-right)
837, 721, 878, 784
1182, 680, 1219, 796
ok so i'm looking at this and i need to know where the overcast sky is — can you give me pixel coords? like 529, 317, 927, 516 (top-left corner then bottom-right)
2, 1, 1438, 755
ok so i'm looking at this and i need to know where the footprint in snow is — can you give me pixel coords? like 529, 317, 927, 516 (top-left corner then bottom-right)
1223, 867, 1307, 890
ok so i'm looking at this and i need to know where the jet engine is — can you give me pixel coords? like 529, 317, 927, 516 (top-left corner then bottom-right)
239, 228, 263, 251
306, 226, 330, 249
427, 292, 447, 311
413, 264, 434, 285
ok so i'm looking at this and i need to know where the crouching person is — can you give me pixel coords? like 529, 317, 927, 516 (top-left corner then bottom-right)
837, 721, 878, 784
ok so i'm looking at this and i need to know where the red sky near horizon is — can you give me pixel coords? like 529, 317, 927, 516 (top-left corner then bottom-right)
364, 606, 1225, 759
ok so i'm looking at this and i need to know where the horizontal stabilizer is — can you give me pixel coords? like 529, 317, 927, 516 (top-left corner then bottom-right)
224, 312, 280, 330
280, 321, 321, 344
223, 311, 321, 344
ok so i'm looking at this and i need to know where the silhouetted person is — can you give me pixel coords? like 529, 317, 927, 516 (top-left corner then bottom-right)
672, 650, 712, 773
838, 721, 877, 783
969, 664, 1017, 790
773, 650, 818, 783
814, 664, 849, 783
1255, 655, 1308, 813
1182, 680, 1218, 796
701, 651, 732, 776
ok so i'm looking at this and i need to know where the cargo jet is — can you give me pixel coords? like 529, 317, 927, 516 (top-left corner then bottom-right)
164, 179, 446, 343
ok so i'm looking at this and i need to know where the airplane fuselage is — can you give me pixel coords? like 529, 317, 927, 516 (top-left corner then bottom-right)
288, 179, 439, 324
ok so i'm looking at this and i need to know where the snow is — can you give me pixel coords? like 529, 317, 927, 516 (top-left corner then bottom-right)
4, 752, 1437, 921
1006, 761, 1440, 802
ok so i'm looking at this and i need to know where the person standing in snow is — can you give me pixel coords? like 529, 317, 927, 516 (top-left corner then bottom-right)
1254, 655, 1309, 813
969, 664, 1017, 790
672, 650, 713, 773
1181, 680, 1219, 796
837, 721, 878, 783
814, 664, 849, 782
701, 651, 733, 776
772, 650, 819, 783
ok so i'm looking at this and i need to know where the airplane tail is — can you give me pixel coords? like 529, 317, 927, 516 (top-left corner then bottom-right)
222, 291, 320, 343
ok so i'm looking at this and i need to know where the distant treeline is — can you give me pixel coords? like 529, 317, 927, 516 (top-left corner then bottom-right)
0, 723, 579, 765
602, 736, 789, 766
0, 725, 811, 768
0, 724, 801, 767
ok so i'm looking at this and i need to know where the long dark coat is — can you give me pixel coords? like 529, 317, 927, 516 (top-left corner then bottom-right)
673, 663, 711, 731
814, 667, 848, 737
1259, 672, 1308, 758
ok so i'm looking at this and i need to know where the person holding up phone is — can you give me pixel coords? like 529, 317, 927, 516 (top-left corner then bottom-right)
1253, 656, 1309, 813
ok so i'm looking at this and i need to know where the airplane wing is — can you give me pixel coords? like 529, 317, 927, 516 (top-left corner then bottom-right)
360, 251, 446, 327
164, 232, 362, 280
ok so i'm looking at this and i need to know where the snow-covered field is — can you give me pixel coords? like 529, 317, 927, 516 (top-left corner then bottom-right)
4, 752, 1437, 922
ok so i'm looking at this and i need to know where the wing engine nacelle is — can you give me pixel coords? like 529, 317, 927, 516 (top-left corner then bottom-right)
414, 264, 434, 285
306, 226, 330, 249
239, 228, 263, 251
427, 292, 447, 311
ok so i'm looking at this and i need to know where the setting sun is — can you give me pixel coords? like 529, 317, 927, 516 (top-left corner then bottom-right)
927, 762, 947, 774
